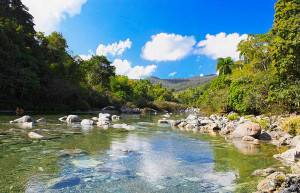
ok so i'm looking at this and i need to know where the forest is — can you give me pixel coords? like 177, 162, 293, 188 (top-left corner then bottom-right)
0, 0, 299, 115
0, 0, 182, 111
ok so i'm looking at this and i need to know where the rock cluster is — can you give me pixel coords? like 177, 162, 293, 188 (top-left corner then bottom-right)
120, 106, 140, 114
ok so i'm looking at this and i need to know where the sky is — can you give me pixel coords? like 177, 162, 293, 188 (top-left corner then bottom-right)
23, 0, 277, 79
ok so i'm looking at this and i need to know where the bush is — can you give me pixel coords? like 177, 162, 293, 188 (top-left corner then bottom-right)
282, 115, 300, 136
227, 113, 240, 121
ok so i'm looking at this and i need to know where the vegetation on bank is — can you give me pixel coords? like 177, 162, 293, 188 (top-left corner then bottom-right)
0, 0, 298, 114
0, 0, 181, 111
176, 0, 299, 115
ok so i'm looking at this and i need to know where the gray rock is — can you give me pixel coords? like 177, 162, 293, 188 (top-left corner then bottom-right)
37, 118, 46, 123
66, 115, 81, 124
111, 115, 121, 121
12, 115, 35, 123
233, 121, 261, 138
252, 168, 277, 177
273, 144, 300, 163
259, 132, 272, 140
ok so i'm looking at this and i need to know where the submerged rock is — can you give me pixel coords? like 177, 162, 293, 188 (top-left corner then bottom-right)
242, 136, 255, 141
37, 118, 46, 123
28, 132, 44, 139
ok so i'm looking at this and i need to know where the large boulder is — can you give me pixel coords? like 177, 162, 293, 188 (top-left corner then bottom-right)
233, 122, 261, 138
66, 115, 81, 124
11, 115, 35, 123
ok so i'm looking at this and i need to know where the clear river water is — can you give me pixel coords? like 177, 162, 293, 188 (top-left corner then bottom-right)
0, 113, 288, 192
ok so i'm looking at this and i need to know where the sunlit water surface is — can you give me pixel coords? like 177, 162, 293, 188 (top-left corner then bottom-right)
0, 113, 288, 192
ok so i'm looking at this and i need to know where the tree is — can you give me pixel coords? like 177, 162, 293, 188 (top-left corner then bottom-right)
271, 0, 300, 82
216, 57, 234, 75
83, 55, 115, 86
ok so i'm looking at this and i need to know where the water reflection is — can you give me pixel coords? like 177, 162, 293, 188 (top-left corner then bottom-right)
0, 113, 285, 193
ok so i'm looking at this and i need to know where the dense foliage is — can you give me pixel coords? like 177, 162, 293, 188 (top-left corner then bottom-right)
177, 0, 299, 115
0, 0, 178, 111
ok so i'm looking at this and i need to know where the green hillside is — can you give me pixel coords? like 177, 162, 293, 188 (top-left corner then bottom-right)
147, 75, 217, 91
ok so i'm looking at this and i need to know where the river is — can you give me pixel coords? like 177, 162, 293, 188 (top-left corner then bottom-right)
0, 113, 288, 192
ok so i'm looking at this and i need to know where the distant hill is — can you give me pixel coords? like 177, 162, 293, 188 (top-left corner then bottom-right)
147, 74, 217, 91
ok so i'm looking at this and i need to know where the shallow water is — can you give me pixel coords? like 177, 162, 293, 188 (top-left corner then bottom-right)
0, 113, 288, 192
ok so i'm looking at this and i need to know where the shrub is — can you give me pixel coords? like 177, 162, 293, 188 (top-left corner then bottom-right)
227, 113, 240, 121
282, 115, 300, 136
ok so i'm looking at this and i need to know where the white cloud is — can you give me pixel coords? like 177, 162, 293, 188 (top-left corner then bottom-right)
195, 32, 248, 61
141, 33, 196, 62
96, 39, 132, 57
79, 50, 93, 61
200, 73, 204, 77
169, 72, 177, 77
23, 0, 87, 34
112, 59, 157, 79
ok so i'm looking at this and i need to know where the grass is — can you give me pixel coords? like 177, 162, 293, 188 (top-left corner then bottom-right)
282, 114, 300, 136
227, 113, 240, 121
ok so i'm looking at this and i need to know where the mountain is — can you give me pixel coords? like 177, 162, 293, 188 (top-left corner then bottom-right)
147, 74, 217, 91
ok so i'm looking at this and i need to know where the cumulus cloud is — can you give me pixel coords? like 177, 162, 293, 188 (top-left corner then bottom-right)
112, 59, 157, 79
169, 72, 177, 77
195, 32, 248, 61
79, 50, 93, 61
141, 33, 196, 62
96, 39, 132, 57
23, 0, 87, 34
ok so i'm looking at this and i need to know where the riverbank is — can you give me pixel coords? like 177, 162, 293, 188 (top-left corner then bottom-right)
160, 112, 300, 192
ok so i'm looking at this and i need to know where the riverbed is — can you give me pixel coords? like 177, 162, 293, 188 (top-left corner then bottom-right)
0, 113, 288, 192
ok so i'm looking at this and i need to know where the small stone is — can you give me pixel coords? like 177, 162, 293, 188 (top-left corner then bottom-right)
28, 132, 44, 139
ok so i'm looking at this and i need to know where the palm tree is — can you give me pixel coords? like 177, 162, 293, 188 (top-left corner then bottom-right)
216, 57, 234, 75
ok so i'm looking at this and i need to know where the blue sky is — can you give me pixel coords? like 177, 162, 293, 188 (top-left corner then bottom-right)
23, 0, 277, 79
